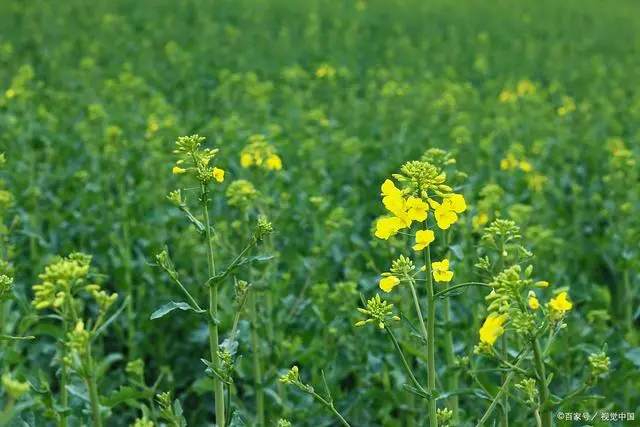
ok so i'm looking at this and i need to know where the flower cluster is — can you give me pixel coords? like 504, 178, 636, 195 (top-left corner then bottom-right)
355, 294, 400, 329
1, 373, 30, 400
374, 157, 465, 293
476, 220, 573, 350
239, 134, 283, 170
226, 179, 261, 209
374, 159, 467, 240
172, 134, 225, 184
498, 79, 537, 103
32, 253, 92, 310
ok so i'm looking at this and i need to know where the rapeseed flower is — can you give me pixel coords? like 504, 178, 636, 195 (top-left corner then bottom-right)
479, 313, 508, 345
240, 134, 283, 171
413, 229, 435, 251
431, 259, 453, 282
527, 291, 540, 310
549, 291, 573, 312
430, 195, 466, 230
212, 167, 225, 183
374, 216, 408, 240
379, 275, 400, 292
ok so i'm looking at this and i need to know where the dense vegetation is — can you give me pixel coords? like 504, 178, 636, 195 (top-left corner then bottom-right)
1, 0, 638, 426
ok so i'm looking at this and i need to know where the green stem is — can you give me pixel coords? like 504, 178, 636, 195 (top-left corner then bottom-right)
85, 350, 103, 427
532, 338, 552, 427
623, 269, 632, 334
424, 244, 437, 427
385, 327, 428, 396
407, 281, 429, 347
534, 409, 542, 427
308, 390, 352, 427
119, 180, 136, 360
476, 350, 529, 427
498, 239, 508, 427
201, 183, 225, 427
59, 347, 69, 427
433, 282, 491, 298
442, 231, 458, 421
0, 398, 15, 423
250, 294, 265, 427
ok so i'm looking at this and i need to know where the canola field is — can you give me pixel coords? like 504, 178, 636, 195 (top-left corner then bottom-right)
0, 0, 639, 426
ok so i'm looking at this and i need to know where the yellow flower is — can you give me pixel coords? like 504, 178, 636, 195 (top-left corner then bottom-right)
374, 216, 407, 240
381, 179, 402, 198
379, 275, 400, 292
413, 229, 435, 251
240, 152, 253, 168
212, 167, 225, 183
472, 212, 489, 230
445, 194, 467, 213
383, 194, 406, 217
499, 90, 516, 103
266, 154, 283, 170
479, 313, 508, 345
406, 197, 428, 222
172, 166, 186, 175
535, 280, 549, 288
528, 291, 540, 310
500, 153, 519, 170
519, 160, 533, 173
549, 291, 573, 312
431, 259, 453, 282
527, 173, 547, 192
430, 199, 458, 230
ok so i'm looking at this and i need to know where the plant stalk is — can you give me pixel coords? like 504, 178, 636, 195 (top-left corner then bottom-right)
424, 245, 437, 427
532, 338, 552, 427
201, 183, 225, 427
86, 349, 103, 427
250, 293, 265, 427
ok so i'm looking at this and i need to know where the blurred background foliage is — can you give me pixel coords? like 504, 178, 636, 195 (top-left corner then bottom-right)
0, 0, 638, 425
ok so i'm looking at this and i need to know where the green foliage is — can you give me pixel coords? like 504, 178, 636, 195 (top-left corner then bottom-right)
0, 0, 638, 426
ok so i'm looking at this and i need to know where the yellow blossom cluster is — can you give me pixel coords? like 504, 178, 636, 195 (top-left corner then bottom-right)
172, 135, 225, 183
498, 79, 537, 103
374, 159, 466, 293
240, 134, 283, 170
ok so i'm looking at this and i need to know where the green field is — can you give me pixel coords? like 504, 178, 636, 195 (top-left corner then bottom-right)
1, 0, 639, 426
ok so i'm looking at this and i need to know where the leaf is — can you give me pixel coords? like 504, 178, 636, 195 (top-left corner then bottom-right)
65, 385, 90, 403
101, 386, 154, 408
449, 243, 464, 260
0, 334, 35, 341
229, 412, 247, 427
173, 400, 187, 427
92, 296, 130, 341
206, 255, 274, 288
150, 301, 205, 320
95, 353, 124, 381
234, 254, 274, 268
624, 348, 640, 369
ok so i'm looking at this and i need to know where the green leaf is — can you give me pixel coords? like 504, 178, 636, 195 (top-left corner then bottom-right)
65, 385, 90, 403
173, 400, 187, 427
449, 243, 464, 260
150, 301, 205, 320
101, 386, 154, 408
0, 334, 35, 341
229, 412, 247, 427
624, 348, 640, 369
206, 255, 274, 288
95, 353, 124, 381
234, 254, 274, 268
92, 296, 129, 341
